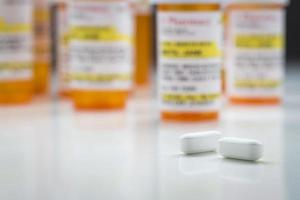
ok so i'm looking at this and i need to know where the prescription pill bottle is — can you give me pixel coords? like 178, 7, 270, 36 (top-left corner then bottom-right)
54, 0, 70, 97
69, 0, 134, 110
221, 9, 226, 93
224, 0, 289, 105
155, 0, 222, 121
34, 0, 51, 94
133, 0, 152, 87
0, 0, 34, 104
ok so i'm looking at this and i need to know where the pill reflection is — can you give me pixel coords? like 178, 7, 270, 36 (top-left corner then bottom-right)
219, 159, 263, 183
178, 154, 219, 176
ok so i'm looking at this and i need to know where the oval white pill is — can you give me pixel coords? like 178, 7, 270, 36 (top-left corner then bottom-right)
218, 138, 264, 161
180, 131, 222, 155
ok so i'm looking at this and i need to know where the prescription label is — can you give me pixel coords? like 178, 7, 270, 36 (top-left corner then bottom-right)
0, 0, 33, 81
69, 1, 133, 90
226, 9, 285, 97
158, 11, 222, 112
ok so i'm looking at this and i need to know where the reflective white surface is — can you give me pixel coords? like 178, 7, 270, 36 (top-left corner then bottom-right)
0, 67, 299, 200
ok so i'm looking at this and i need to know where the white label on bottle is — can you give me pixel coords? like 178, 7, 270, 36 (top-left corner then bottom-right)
158, 11, 222, 112
69, 1, 134, 90
226, 9, 285, 98
0, 0, 33, 81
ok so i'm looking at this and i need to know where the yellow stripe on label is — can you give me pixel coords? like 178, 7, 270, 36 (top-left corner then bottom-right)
0, 62, 32, 70
70, 26, 132, 42
61, 32, 69, 46
235, 34, 284, 49
69, 73, 131, 82
235, 80, 281, 88
161, 41, 220, 59
0, 18, 31, 33
163, 93, 220, 103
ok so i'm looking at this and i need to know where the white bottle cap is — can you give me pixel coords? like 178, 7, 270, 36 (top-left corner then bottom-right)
151, 0, 221, 5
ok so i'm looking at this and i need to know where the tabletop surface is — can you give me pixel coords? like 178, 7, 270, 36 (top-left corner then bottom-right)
0, 66, 299, 200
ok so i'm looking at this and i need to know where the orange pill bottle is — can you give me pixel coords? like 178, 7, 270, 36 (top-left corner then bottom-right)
224, 0, 289, 105
155, 0, 222, 122
54, 0, 70, 97
133, 0, 153, 87
0, 0, 34, 104
34, 0, 51, 94
69, 0, 134, 110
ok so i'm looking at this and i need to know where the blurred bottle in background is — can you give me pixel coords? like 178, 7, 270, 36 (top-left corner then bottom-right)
133, 0, 153, 88
224, 0, 289, 105
34, 0, 51, 94
53, 0, 70, 97
69, 0, 134, 110
0, 0, 34, 104
155, 0, 222, 122
221, 9, 226, 93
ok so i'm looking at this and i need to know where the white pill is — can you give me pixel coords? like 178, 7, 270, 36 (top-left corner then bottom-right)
180, 131, 222, 154
218, 138, 264, 161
